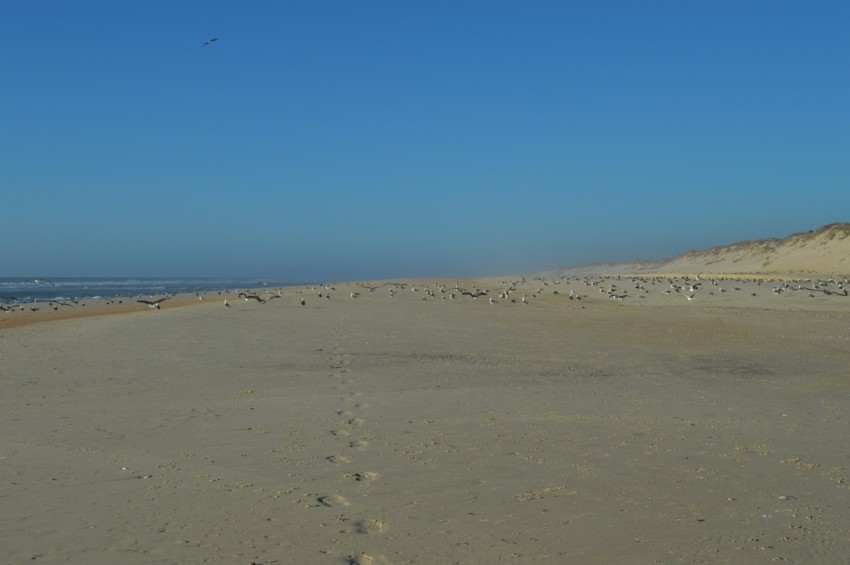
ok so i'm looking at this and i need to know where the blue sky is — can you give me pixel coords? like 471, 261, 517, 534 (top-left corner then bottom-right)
2, 1, 848, 279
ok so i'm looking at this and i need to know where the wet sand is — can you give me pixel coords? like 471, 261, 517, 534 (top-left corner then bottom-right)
2, 277, 849, 564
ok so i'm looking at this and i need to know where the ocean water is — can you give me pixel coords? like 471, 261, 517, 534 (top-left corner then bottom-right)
0, 277, 305, 304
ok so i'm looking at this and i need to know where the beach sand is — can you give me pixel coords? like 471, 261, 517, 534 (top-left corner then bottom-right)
2, 277, 849, 564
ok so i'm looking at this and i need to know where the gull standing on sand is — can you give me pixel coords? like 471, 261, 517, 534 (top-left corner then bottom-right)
223, 299, 230, 308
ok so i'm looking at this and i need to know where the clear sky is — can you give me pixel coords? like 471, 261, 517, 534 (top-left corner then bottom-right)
2, 1, 848, 280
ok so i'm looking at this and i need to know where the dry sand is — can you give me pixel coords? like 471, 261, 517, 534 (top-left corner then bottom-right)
2, 277, 849, 564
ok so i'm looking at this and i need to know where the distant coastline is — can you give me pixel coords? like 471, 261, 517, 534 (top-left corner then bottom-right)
0, 277, 309, 304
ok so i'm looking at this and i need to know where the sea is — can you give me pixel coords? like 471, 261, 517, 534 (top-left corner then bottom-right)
0, 277, 307, 304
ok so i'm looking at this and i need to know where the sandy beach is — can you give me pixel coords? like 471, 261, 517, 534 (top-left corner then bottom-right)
7, 0, 849, 561
2, 276, 849, 564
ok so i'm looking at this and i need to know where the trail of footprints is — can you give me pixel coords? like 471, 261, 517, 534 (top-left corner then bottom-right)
317, 341, 392, 565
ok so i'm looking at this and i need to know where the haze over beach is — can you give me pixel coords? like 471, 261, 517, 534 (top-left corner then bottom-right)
3, 3, 850, 565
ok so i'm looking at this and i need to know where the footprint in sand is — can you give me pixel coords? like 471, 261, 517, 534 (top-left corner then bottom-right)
318, 494, 350, 507
356, 518, 388, 534
350, 440, 369, 450
329, 354, 350, 371
330, 429, 351, 437
347, 418, 364, 427
326, 455, 351, 464
346, 471, 379, 482
348, 552, 394, 565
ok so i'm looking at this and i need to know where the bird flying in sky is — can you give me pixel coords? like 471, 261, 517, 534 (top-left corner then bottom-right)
202, 38, 218, 47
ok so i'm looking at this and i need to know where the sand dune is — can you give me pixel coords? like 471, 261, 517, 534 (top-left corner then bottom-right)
656, 223, 850, 276
558, 223, 850, 278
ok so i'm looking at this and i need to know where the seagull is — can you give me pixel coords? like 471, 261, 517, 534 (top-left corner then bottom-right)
300, 297, 306, 306
223, 299, 231, 308
137, 297, 169, 309
202, 38, 218, 47
460, 289, 488, 299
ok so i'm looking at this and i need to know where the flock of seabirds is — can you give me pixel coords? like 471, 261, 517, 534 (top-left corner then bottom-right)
1, 274, 848, 316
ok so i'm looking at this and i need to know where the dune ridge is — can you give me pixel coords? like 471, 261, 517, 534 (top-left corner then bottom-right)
657, 223, 850, 276
558, 223, 850, 277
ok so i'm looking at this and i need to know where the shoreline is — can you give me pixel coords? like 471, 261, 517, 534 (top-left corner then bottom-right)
0, 288, 233, 330
2, 272, 849, 331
